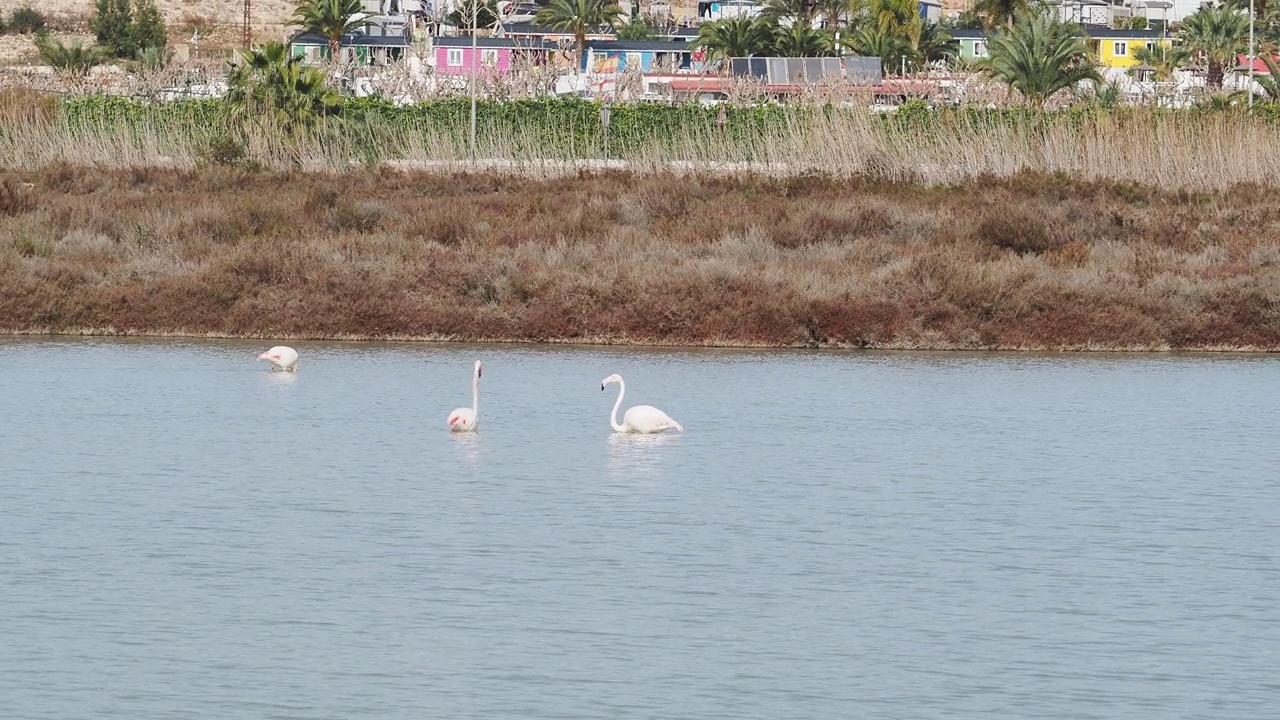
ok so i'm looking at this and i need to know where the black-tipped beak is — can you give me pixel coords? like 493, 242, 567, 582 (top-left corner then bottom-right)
600, 384, 605, 391
478, 368, 483, 378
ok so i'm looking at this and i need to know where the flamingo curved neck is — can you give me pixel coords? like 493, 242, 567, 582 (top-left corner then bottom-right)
609, 379, 626, 432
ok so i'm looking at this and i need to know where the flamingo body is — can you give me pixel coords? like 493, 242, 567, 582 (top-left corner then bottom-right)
601, 373, 683, 434
622, 404, 684, 434
448, 407, 477, 432
449, 360, 483, 432
258, 345, 298, 372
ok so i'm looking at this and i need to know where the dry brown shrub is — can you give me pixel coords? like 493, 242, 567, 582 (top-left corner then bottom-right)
1, 166, 1279, 350
0, 179, 36, 216
974, 210, 1063, 255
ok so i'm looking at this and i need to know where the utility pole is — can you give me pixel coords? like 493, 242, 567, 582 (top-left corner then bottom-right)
470, 0, 478, 159
1249, 0, 1256, 108
243, 0, 251, 47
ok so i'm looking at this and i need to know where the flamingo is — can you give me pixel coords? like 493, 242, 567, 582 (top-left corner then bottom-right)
448, 360, 483, 432
257, 346, 298, 372
601, 374, 683, 434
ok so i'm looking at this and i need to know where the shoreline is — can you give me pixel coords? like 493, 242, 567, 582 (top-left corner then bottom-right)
2, 329, 1276, 354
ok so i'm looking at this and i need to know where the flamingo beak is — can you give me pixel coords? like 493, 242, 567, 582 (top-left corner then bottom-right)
600, 383, 605, 391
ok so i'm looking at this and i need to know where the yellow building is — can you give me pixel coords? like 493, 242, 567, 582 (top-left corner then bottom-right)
1087, 29, 1174, 69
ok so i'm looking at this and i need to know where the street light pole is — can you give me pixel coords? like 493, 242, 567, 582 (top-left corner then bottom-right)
1249, 0, 1256, 108
470, 0, 478, 157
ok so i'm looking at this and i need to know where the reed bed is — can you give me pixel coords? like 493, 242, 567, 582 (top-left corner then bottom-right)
0, 89, 1279, 187
2, 166, 1280, 350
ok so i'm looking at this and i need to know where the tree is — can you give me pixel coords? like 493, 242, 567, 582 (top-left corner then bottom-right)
91, 0, 165, 59
92, 0, 132, 55
292, 0, 372, 65
1178, 5, 1249, 89
446, 0, 500, 34
225, 41, 341, 133
980, 11, 1101, 106
35, 31, 104, 75
1252, 53, 1280, 99
131, 0, 166, 53
845, 25, 915, 72
813, 0, 859, 32
1132, 41, 1190, 81
916, 22, 958, 66
615, 17, 657, 40
773, 23, 833, 56
1225, 0, 1275, 22
762, 0, 818, 27
971, 0, 1030, 30
692, 17, 777, 63
535, 0, 625, 69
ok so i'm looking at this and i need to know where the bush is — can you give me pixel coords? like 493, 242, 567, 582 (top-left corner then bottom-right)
35, 32, 105, 75
974, 211, 1062, 255
8, 6, 46, 34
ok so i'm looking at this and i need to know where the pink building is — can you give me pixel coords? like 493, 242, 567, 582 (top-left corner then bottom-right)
432, 37, 553, 76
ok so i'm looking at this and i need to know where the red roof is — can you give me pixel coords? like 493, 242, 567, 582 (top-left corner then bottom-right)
1235, 54, 1277, 74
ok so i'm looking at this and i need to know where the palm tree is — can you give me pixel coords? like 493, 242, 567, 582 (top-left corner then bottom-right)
1178, 5, 1249, 89
813, 0, 861, 32
226, 41, 341, 132
535, 0, 626, 70
1132, 41, 1190, 81
292, 0, 371, 64
34, 31, 104, 75
1225, 0, 1275, 22
693, 17, 777, 63
915, 22, 958, 66
980, 11, 1100, 107
845, 25, 915, 73
773, 23, 834, 56
1252, 53, 1280, 99
762, 0, 818, 27
970, 0, 1030, 30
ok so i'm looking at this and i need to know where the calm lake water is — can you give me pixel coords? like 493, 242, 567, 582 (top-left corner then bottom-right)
1, 338, 1277, 720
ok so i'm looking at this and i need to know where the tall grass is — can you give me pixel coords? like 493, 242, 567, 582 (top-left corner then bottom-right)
4, 91, 1280, 188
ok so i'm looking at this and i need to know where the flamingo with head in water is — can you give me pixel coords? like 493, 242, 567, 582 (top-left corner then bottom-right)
601, 373, 683, 434
258, 346, 298, 372
448, 360, 483, 432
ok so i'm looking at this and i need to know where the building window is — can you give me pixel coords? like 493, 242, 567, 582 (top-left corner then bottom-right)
480, 48, 498, 66
974, 41, 987, 58
447, 48, 463, 66
1146, 41, 1156, 52
1113, 41, 1128, 56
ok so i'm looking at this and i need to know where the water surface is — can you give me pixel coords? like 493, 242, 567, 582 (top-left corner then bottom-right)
1, 338, 1277, 719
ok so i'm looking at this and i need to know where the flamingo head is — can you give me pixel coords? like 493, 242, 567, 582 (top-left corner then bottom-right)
601, 373, 622, 391
474, 360, 483, 379
258, 351, 277, 363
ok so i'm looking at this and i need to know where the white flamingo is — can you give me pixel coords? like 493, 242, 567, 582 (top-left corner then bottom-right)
601, 373, 683, 434
257, 346, 298, 372
448, 360, 483, 432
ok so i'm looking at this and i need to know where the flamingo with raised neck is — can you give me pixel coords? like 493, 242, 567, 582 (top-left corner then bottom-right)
448, 360, 483, 432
